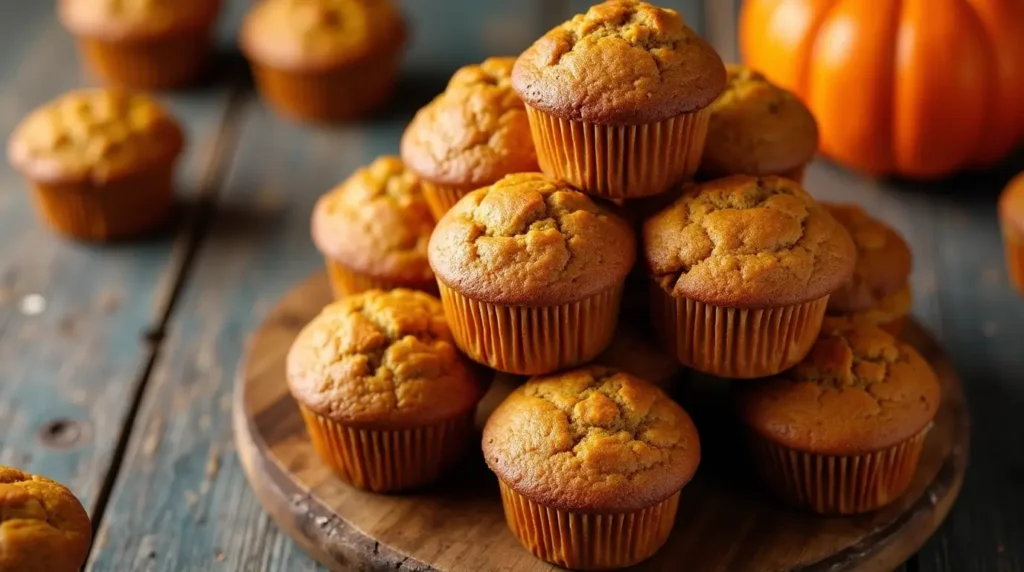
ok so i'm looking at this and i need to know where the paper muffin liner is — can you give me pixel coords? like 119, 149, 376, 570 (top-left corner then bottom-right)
525, 106, 710, 199
1002, 222, 1024, 296
420, 180, 474, 221
437, 281, 622, 375
249, 48, 400, 123
324, 258, 438, 299
25, 164, 175, 241
75, 31, 213, 89
651, 282, 828, 378
498, 479, 679, 570
299, 405, 474, 493
749, 426, 930, 514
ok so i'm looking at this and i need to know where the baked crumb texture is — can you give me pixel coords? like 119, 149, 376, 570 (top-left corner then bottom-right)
0, 467, 92, 572
483, 366, 698, 569
737, 325, 941, 514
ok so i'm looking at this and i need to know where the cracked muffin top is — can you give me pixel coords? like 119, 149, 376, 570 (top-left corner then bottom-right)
428, 173, 635, 306
699, 65, 818, 179
240, 0, 406, 71
401, 57, 537, 188
7, 89, 184, 186
737, 325, 941, 456
512, 0, 725, 124
483, 366, 699, 512
0, 467, 92, 572
643, 175, 856, 308
286, 289, 483, 428
823, 203, 913, 314
59, 0, 221, 40
312, 156, 434, 284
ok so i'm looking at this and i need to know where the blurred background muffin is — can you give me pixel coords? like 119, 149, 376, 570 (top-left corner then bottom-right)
1000, 172, 1024, 296
240, 0, 407, 122
59, 0, 222, 89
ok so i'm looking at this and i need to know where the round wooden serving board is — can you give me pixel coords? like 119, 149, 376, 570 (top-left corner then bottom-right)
233, 273, 969, 572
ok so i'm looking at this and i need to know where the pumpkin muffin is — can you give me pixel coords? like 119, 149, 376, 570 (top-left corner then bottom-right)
736, 325, 941, 514
312, 156, 435, 298
1000, 171, 1024, 296
240, 0, 406, 122
483, 366, 699, 569
428, 173, 635, 375
513, 0, 725, 199
821, 204, 913, 335
401, 57, 538, 220
644, 175, 856, 378
59, 0, 221, 89
698, 65, 818, 183
286, 289, 484, 492
7, 89, 184, 241
0, 467, 92, 572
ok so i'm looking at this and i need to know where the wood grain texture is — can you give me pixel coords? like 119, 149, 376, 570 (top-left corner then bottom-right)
234, 272, 967, 572
0, 0, 239, 522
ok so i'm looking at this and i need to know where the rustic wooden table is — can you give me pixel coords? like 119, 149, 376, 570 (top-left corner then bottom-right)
0, 1, 1020, 571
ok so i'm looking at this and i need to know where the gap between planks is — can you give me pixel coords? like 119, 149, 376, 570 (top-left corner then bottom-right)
84, 78, 251, 547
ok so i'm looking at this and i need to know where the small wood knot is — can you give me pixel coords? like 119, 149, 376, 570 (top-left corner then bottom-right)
38, 419, 83, 449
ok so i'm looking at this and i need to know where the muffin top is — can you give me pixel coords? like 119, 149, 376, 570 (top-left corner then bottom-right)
286, 289, 482, 428
699, 65, 819, 179
0, 467, 92, 572
737, 326, 941, 456
7, 89, 184, 186
401, 57, 537, 188
1000, 171, 1024, 233
312, 157, 434, 284
644, 175, 856, 308
240, 0, 406, 71
512, 0, 725, 125
823, 203, 913, 314
483, 366, 700, 513
428, 173, 636, 306
59, 0, 221, 40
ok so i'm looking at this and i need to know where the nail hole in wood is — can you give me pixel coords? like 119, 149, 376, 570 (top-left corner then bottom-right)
38, 418, 83, 449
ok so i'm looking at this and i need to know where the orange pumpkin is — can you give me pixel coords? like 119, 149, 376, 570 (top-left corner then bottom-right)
741, 0, 1024, 179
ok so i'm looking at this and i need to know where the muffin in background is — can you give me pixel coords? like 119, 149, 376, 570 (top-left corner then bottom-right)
240, 0, 406, 123
312, 156, 436, 298
513, 0, 725, 199
402, 57, 537, 220
736, 325, 941, 514
1000, 172, 1024, 296
7, 89, 184, 241
483, 366, 699, 570
286, 289, 484, 493
822, 203, 914, 335
698, 65, 818, 183
429, 173, 635, 375
0, 466, 92, 572
644, 175, 856, 378
59, 0, 221, 89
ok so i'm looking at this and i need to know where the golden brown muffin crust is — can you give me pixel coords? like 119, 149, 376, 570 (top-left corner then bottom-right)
737, 326, 941, 456
699, 65, 819, 179
822, 285, 912, 332
1000, 171, 1024, 233
824, 203, 913, 313
482, 366, 700, 513
59, 0, 221, 40
428, 173, 636, 306
0, 467, 92, 572
7, 89, 184, 186
240, 0, 406, 71
286, 290, 483, 428
512, 0, 725, 124
312, 157, 434, 284
401, 57, 537, 188
644, 175, 856, 307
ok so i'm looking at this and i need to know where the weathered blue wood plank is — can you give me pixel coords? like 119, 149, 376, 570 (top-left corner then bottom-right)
0, 2, 239, 522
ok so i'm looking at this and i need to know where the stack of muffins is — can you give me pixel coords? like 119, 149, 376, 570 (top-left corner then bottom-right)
285, 1, 945, 570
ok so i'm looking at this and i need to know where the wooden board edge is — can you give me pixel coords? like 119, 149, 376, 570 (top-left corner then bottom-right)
232, 339, 439, 572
